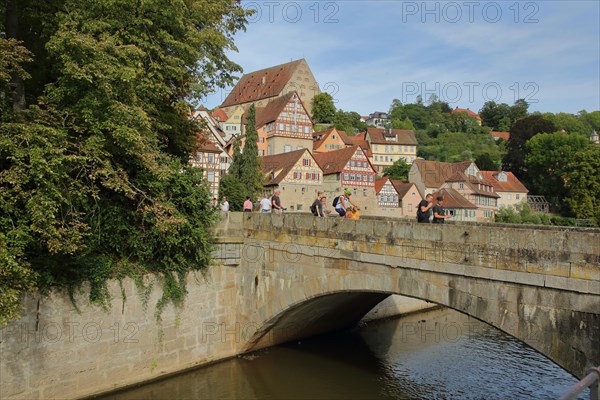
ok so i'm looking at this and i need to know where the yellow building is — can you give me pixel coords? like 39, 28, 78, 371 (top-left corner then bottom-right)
312, 127, 353, 153
365, 127, 418, 174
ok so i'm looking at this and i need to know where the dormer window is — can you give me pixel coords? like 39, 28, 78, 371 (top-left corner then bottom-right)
497, 172, 507, 182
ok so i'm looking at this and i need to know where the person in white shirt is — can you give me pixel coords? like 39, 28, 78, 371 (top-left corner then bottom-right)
220, 196, 229, 212
259, 194, 271, 213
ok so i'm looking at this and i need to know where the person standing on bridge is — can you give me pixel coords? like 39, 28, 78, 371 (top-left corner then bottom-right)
417, 194, 434, 223
432, 196, 451, 224
271, 189, 283, 214
335, 189, 359, 217
243, 196, 253, 212
259, 194, 271, 213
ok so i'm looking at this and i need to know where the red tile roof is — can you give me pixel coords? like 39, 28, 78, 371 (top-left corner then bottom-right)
432, 188, 477, 209
314, 145, 370, 175
261, 148, 313, 185
481, 171, 529, 193
211, 108, 228, 122
374, 177, 389, 194
366, 127, 417, 145
452, 107, 481, 120
348, 136, 372, 157
413, 159, 473, 188
221, 59, 304, 108
312, 128, 353, 152
491, 131, 510, 141
390, 180, 417, 198
251, 92, 310, 128
194, 133, 222, 154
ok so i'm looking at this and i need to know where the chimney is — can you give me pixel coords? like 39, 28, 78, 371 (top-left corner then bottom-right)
262, 76, 266, 85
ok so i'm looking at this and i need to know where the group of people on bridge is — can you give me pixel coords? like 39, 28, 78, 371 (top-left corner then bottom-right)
417, 194, 451, 224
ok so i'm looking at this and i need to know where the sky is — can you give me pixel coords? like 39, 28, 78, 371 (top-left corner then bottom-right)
202, 0, 600, 116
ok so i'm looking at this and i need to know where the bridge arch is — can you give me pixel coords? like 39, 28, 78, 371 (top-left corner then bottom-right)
235, 213, 600, 378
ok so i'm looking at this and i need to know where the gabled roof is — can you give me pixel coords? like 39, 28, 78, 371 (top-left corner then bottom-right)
412, 159, 473, 188
481, 171, 529, 193
261, 148, 316, 186
251, 91, 310, 128
432, 188, 477, 209
366, 127, 417, 145
348, 135, 372, 157
221, 59, 304, 108
374, 177, 390, 193
390, 180, 417, 198
452, 107, 481, 120
314, 145, 374, 175
491, 131, 510, 141
211, 108, 228, 122
312, 128, 353, 151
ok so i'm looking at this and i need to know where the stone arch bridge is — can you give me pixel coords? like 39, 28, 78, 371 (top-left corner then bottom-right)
213, 213, 599, 379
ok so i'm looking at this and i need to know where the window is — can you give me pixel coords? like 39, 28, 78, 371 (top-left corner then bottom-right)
278, 123, 284, 131
508, 194, 512, 200
344, 173, 349, 180
306, 173, 310, 180
516, 194, 520, 200
259, 137, 265, 143
208, 154, 214, 163
303, 159, 311, 166
292, 125, 298, 132
284, 145, 292, 153
196, 153, 203, 163
304, 126, 310, 134
207, 171, 215, 182
258, 150, 264, 156
458, 183, 464, 189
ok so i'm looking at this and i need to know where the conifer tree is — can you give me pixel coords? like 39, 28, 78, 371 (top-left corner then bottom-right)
240, 104, 264, 199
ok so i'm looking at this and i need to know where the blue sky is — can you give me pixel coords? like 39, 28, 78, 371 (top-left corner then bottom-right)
203, 0, 600, 115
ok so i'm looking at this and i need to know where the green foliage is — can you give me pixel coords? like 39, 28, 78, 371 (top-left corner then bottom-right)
503, 115, 556, 182
218, 173, 247, 212
311, 93, 336, 123
239, 104, 263, 199
417, 130, 505, 166
525, 132, 589, 208
563, 145, 600, 224
333, 110, 367, 134
495, 203, 550, 225
542, 112, 593, 135
0, 0, 250, 324
383, 159, 411, 181
479, 100, 529, 131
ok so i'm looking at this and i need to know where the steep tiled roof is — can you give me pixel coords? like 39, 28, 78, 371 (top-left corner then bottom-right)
211, 108, 228, 122
250, 92, 311, 129
261, 148, 311, 186
221, 59, 303, 107
412, 159, 472, 188
312, 128, 353, 152
348, 136, 372, 157
432, 188, 477, 209
390, 180, 416, 198
374, 177, 390, 194
452, 107, 481, 120
366, 127, 417, 145
481, 171, 529, 193
314, 145, 362, 175
491, 131, 510, 141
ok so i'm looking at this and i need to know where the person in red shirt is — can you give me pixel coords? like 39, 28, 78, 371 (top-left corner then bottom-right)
243, 196, 253, 212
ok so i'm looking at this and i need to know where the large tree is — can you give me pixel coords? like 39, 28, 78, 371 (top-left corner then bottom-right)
525, 132, 589, 208
502, 115, 556, 183
383, 159, 411, 181
0, 0, 251, 323
239, 104, 264, 199
311, 93, 336, 123
563, 146, 600, 224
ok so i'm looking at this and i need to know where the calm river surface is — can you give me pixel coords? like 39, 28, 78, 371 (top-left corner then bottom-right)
102, 307, 585, 400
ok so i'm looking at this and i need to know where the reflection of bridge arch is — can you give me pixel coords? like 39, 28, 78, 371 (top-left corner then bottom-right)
231, 213, 600, 378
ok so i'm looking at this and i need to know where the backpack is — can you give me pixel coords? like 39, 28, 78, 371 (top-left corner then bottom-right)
416, 206, 423, 221
310, 200, 317, 215
332, 195, 340, 207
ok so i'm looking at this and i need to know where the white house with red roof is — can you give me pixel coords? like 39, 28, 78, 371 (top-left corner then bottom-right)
481, 171, 528, 209
431, 188, 478, 222
313, 145, 379, 215
261, 148, 322, 213
374, 177, 422, 218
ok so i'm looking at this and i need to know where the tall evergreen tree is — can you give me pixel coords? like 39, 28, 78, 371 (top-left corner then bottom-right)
240, 104, 264, 199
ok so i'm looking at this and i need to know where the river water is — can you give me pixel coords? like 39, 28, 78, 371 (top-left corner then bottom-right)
101, 307, 585, 400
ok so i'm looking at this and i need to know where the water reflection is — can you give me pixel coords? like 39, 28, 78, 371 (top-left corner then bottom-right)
101, 308, 584, 400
